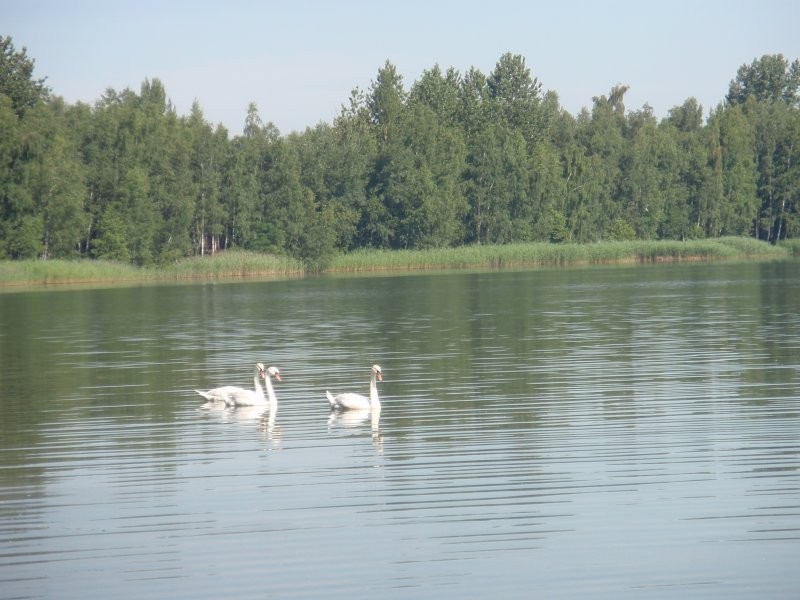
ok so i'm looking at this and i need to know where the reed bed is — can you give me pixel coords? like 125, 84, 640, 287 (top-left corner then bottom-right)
0, 238, 791, 288
328, 237, 788, 272
779, 238, 800, 256
161, 251, 303, 279
0, 251, 303, 287
0, 258, 145, 285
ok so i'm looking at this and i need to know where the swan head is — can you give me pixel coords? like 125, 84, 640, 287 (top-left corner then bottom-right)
371, 364, 383, 381
266, 366, 282, 382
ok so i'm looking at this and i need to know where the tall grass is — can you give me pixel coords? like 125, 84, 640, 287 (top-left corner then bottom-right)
779, 238, 800, 257
0, 258, 144, 285
328, 237, 788, 272
0, 238, 791, 289
0, 250, 304, 287
161, 251, 303, 279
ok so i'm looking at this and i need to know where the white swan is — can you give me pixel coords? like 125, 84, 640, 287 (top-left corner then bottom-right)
326, 364, 382, 411
227, 365, 281, 407
196, 362, 267, 406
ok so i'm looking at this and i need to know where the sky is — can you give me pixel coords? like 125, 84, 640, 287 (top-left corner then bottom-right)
4, 0, 800, 136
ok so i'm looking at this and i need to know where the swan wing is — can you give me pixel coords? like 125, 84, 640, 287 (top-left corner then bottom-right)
225, 388, 266, 407
197, 363, 267, 406
196, 385, 242, 403
330, 392, 371, 410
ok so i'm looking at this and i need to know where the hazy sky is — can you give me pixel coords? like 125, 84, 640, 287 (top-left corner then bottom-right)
4, 0, 799, 135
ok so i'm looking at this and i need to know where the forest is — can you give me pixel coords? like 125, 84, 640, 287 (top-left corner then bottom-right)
1, 36, 799, 269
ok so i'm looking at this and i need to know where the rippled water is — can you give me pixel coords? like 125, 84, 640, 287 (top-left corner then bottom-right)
1, 261, 799, 598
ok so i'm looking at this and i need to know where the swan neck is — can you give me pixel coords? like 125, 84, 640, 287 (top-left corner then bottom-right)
369, 373, 380, 408
254, 374, 265, 399
264, 376, 277, 406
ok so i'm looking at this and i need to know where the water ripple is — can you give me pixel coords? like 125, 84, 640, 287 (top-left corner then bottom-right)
1, 263, 799, 598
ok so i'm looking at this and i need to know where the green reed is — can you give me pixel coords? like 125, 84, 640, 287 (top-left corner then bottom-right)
0, 238, 790, 288
162, 251, 303, 278
778, 238, 800, 256
0, 258, 144, 285
328, 237, 788, 272
0, 251, 304, 287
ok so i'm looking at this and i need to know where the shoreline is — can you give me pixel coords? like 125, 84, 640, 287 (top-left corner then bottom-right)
1, 237, 795, 292
0, 257, 790, 291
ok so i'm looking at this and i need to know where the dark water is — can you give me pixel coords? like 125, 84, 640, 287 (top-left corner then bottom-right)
1, 261, 799, 598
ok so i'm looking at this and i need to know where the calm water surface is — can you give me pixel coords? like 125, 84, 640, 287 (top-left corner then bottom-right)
1, 261, 799, 598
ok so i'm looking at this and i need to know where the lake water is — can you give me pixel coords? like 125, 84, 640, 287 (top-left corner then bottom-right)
1, 260, 799, 599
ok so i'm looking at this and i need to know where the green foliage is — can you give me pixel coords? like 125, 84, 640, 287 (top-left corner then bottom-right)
6, 214, 43, 258
91, 206, 130, 262
545, 209, 570, 243
0, 50, 798, 268
743, 99, 800, 241
463, 122, 530, 244
368, 61, 406, 144
609, 218, 636, 241
487, 53, 543, 147
375, 102, 467, 249
0, 36, 49, 118
727, 54, 800, 106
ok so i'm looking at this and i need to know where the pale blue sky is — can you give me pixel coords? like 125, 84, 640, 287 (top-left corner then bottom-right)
4, 0, 799, 135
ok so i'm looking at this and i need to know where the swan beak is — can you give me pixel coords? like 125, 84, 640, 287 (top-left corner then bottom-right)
376, 372, 383, 381
274, 373, 282, 382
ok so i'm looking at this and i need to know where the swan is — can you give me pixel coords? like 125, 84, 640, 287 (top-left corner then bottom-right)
326, 364, 382, 411
227, 365, 281, 407
196, 362, 267, 406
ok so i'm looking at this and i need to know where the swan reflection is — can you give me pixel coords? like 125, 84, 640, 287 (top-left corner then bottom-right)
201, 401, 267, 422
257, 407, 283, 446
328, 407, 383, 452
200, 402, 283, 446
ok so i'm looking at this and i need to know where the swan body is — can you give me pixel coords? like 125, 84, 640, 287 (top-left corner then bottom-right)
226, 365, 281, 407
196, 363, 270, 406
326, 364, 382, 411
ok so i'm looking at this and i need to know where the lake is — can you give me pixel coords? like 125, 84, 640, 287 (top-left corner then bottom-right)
1, 260, 799, 599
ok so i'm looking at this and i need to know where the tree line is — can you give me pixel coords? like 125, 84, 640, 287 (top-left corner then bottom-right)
1, 36, 798, 268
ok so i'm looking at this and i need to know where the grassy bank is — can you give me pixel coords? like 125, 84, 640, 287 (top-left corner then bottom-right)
328, 237, 790, 272
0, 238, 793, 288
0, 251, 304, 287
